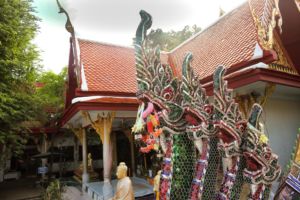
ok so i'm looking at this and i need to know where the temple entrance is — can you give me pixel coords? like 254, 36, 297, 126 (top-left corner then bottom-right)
115, 131, 133, 176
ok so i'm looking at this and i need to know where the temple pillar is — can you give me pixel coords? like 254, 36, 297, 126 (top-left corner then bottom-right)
83, 111, 115, 200
124, 129, 135, 176
103, 118, 112, 182
73, 134, 79, 169
112, 131, 118, 171
36, 134, 50, 180
69, 125, 89, 186
81, 128, 89, 184
130, 135, 135, 176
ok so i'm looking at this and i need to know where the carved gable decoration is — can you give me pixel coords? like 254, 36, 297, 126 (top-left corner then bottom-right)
269, 37, 299, 75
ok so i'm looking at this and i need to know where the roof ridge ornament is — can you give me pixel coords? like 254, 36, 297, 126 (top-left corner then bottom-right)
249, 0, 283, 50
56, 0, 74, 35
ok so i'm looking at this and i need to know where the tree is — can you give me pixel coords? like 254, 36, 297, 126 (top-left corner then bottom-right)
146, 25, 201, 51
0, 0, 40, 179
35, 68, 67, 124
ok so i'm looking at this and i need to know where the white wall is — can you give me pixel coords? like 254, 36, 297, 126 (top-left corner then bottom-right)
264, 98, 300, 168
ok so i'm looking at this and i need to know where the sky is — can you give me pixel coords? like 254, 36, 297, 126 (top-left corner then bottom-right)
32, 0, 246, 74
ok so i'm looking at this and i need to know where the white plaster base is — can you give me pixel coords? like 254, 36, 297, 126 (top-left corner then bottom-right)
84, 177, 153, 200
103, 181, 113, 200
82, 173, 89, 184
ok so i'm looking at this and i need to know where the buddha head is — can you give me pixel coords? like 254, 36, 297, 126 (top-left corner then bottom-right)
116, 162, 128, 179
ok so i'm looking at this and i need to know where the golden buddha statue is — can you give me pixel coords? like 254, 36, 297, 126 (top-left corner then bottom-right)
88, 153, 94, 171
153, 170, 161, 200
74, 152, 98, 182
112, 162, 134, 200
79, 153, 94, 171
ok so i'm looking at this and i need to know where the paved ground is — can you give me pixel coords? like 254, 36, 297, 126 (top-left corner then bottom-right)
0, 177, 92, 200
63, 186, 91, 200
0, 177, 43, 200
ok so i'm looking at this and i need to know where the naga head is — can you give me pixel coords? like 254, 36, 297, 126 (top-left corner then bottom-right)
181, 53, 215, 142
243, 104, 281, 185
132, 10, 184, 152
213, 66, 247, 158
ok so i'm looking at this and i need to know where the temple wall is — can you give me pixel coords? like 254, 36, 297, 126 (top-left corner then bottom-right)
52, 134, 75, 147
51, 160, 103, 172
264, 98, 300, 168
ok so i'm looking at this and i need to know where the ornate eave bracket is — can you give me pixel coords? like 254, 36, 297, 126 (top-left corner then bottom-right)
68, 123, 84, 144
82, 111, 116, 143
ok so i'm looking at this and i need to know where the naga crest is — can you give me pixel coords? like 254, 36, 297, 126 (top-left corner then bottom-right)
181, 53, 214, 138
132, 10, 185, 152
213, 66, 247, 158
243, 104, 281, 186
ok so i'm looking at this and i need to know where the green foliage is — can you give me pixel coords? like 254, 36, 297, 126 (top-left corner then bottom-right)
43, 179, 64, 200
147, 25, 201, 51
35, 68, 66, 112
33, 68, 66, 126
0, 0, 40, 164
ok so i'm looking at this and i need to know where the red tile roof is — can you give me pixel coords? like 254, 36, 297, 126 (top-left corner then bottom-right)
168, 1, 259, 79
76, 0, 282, 94
78, 39, 137, 94
78, 39, 170, 94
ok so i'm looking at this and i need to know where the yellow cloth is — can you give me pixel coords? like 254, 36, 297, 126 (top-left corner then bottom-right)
153, 171, 161, 200
113, 177, 134, 200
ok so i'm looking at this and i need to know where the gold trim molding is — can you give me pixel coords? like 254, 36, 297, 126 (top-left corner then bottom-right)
269, 36, 299, 75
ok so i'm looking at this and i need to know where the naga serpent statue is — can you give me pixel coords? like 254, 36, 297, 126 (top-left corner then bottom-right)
132, 10, 281, 200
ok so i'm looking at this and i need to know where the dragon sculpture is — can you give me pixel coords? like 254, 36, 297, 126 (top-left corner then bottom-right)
213, 66, 247, 200
132, 10, 195, 199
181, 53, 219, 200
132, 10, 281, 200
243, 104, 281, 199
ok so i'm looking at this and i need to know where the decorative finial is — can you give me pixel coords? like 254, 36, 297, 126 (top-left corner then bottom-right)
56, 0, 74, 34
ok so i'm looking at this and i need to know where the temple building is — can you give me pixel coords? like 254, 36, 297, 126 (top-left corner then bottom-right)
56, 0, 300, 198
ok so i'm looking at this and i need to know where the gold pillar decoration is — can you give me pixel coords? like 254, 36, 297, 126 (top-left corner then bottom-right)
259, 83, 276, 107
235, 93, 258, 119
235, 83, 276, 117
82, 111, 116, 187
235, 94, 254, 118
83, 111, 116, 143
